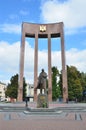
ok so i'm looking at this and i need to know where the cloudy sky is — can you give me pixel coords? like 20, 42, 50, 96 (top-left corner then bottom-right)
0, 0, 86, 84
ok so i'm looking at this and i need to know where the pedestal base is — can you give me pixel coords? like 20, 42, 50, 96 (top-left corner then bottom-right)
37, 94, 48, 108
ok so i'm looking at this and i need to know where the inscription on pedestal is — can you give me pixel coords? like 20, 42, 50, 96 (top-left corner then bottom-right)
37, 94, 48, 108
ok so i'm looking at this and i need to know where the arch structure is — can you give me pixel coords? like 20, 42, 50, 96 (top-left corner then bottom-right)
17, 22, 68, 102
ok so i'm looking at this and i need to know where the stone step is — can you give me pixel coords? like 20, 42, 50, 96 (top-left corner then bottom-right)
0, 106, 26, 112
23, 110, 63, 115
1, 104, 86, 113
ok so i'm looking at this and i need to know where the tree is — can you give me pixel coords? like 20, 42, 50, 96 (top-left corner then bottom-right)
80, 72, 86, 91
58, 72, 63, 97
58, 65, 84, 101
5, 74, 18, 99
5, 74, 27, 100
23, 77, 27, 100
52, 66, 61, 101
80, 72, 86, 101
67, 65, 82, 100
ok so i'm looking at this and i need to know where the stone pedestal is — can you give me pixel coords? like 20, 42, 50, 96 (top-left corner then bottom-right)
37, 94, 48, 108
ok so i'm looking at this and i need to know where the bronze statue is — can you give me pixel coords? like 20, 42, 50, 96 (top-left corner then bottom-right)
37, 69, 47, 94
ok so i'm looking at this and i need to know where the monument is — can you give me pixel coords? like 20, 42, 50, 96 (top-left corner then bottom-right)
36, 69, 48, 108
36, 69, 47, 94
17, 22, 68, 103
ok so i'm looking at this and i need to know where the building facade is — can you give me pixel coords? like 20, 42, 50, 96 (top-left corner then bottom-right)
26, 83, 45, 102
26, 83, 34, 102
0, 82, 6, 101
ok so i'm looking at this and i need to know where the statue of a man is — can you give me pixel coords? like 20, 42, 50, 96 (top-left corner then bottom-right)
37, 69, 47, 94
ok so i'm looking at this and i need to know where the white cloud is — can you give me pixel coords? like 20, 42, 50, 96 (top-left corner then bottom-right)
0, 40, 86, 84
40, 0, 86, 34
66, 48, 86, 72
0, 24, 21, 34
0, 41, 20, 83
0, 41, 20, 71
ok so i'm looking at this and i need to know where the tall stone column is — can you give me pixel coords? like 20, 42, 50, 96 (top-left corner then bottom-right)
17, 32, 25, 102
34, 33, 38, 101
60, 25, 68, 102
48, 34, 52, 102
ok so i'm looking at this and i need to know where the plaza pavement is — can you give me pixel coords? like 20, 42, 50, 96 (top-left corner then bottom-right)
0, 102, 86, 130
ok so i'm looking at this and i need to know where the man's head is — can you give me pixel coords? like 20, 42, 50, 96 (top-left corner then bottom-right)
42, 69, 44, 72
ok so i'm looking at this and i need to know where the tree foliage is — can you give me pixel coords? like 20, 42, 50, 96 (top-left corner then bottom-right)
67, 65, 82, 100
23, 77, 27, 100
52, 66, 61, 100
58, 65, 86, 101
5, 74, 27, 100
5, 74, 18, 99
80, 72, 86, 92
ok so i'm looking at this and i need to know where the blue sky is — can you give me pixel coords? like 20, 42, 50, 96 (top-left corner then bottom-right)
0, 0, 86, 84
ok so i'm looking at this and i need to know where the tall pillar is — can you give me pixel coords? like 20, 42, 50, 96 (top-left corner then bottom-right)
48, 34, 52, 102
17, 32, 25, 102
34, 34, 38, 101
60, 25, 68, 102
